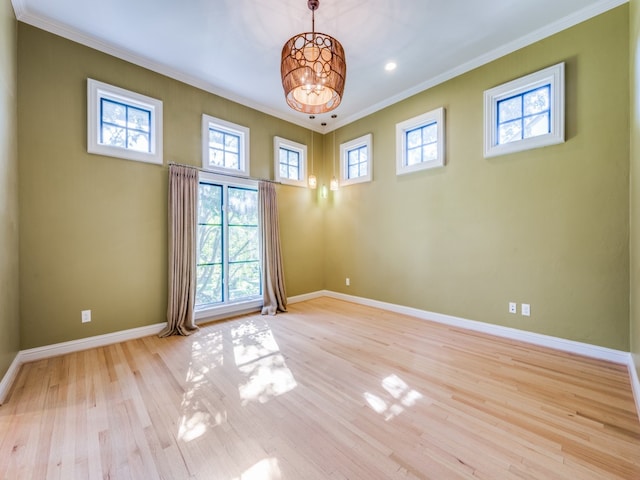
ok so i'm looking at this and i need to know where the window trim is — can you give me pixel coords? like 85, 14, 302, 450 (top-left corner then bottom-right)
340, 133, 372, 186
484, 62, 564, 158
273, 136, 307, 187
396, 107, 445, 175
87, 78, 163, 165
195, 171, 261, 319
202, 114, 251, 177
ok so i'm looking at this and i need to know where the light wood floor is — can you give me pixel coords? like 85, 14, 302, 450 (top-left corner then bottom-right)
1, 297, 639, 479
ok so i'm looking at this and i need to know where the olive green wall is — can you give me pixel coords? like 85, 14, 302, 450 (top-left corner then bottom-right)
0, 0, 19, 380
631, 0, 640, 377
15, 6, 633, 353
17, 24, 324, 349
324, 6, 630, 350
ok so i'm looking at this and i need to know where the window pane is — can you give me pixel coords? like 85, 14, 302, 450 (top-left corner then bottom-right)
524, 86, 549, 115
225, 152, 239, 169
128, 107, 150, 132
423, 143, 438, 162
422, 123, 437, 144
279, 163, 288, 178
348, 150, 359, 167
198, 183, 222, 224
524, 113, 550, 138
196, 264, 222, 306
127, 132, 150, 152
406, 129, 422, 148
348, 164, 359, 179
198, 225, 222, 264
209, 148, 224, 167
210, 130, 224, 149
102, 125, 126, 148
499, 120, 523, 144
407, 147, 422, 166
228, 188, 258, 225
288, 165, 299, 180
101, 99, 126, 126
228, 262, 261, 301
288, 151, 299, 168
498, 97, 522, 122
225, 134, 240, 153
229, 226, 259, 262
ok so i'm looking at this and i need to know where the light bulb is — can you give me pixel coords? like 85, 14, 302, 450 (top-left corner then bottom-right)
308, 174, 317, 189
330, 176, 339, 191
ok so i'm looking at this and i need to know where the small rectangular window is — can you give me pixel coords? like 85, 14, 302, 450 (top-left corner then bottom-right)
340, 133, 372, 186
396, 107, 445, 175
202, 114, 250, 176
87, 79, 163, 165
484, 62, 564, 157
274, 136, 307, 187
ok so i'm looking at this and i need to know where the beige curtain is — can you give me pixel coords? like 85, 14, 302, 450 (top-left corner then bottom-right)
259, 181, 287, 315
159, 165, 199, 337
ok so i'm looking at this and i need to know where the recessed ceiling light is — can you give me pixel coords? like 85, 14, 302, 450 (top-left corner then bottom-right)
385, 62, 397, 72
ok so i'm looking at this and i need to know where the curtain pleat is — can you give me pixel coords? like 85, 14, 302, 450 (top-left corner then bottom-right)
259, 181, 287, 315
159, 165, 199, 337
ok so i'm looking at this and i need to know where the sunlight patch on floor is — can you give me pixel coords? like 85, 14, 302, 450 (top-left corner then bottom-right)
234, 457, 282, 480
364, 373, 423, 421
177, 330, 226, 442
233, 319, 298, 405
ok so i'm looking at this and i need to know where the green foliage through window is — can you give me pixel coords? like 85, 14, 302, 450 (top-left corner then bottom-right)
196, 182, 261, 308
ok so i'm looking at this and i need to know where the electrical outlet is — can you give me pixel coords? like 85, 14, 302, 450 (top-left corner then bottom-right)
508, 302, 517, 314
81, 309, 91, 323
345, 277, 350, 286
521, 304, 531, 316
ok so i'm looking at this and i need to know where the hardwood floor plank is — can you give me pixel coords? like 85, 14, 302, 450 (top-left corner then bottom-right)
1, 297, 639, 479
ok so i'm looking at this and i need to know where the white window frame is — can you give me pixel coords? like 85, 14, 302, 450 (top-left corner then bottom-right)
340, 133, 372, 186
396, 107, 445, 175
87, 78, 163, 165
274, 136, 307, 187
202, 114, 250, 177
195, 171, 262, 321
484, 62, 564, 158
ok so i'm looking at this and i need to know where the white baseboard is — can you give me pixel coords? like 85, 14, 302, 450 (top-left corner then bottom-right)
18, 322, 167, 364
0, 322, 166, 405
322, 290, 630, 364
288, 291, 326, 304
628, 354, 640, 422
0, 353, 22, 406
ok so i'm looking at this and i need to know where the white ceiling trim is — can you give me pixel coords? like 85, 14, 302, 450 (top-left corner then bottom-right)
11, 3, 314, 130
332, 0, 628, 130
12, 0, 628, 134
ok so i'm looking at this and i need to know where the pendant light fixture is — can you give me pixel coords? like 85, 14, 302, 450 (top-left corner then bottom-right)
281, 0, 346, 114
308, 131, 317, 189
330, 130, 339, 191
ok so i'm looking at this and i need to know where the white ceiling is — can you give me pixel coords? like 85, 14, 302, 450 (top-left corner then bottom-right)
12, 0, 626, 132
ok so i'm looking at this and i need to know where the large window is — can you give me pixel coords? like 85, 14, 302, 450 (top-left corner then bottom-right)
202, 114, 250, 176
196, 174, 261, 313
484, 62, 564, 158
396, 107, 445, 175
274, 136, 307, 187
340, 134, 372, 186
87, 78, 163, 165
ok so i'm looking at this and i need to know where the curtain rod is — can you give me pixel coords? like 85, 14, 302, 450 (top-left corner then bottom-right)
167, 162, 280, 184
